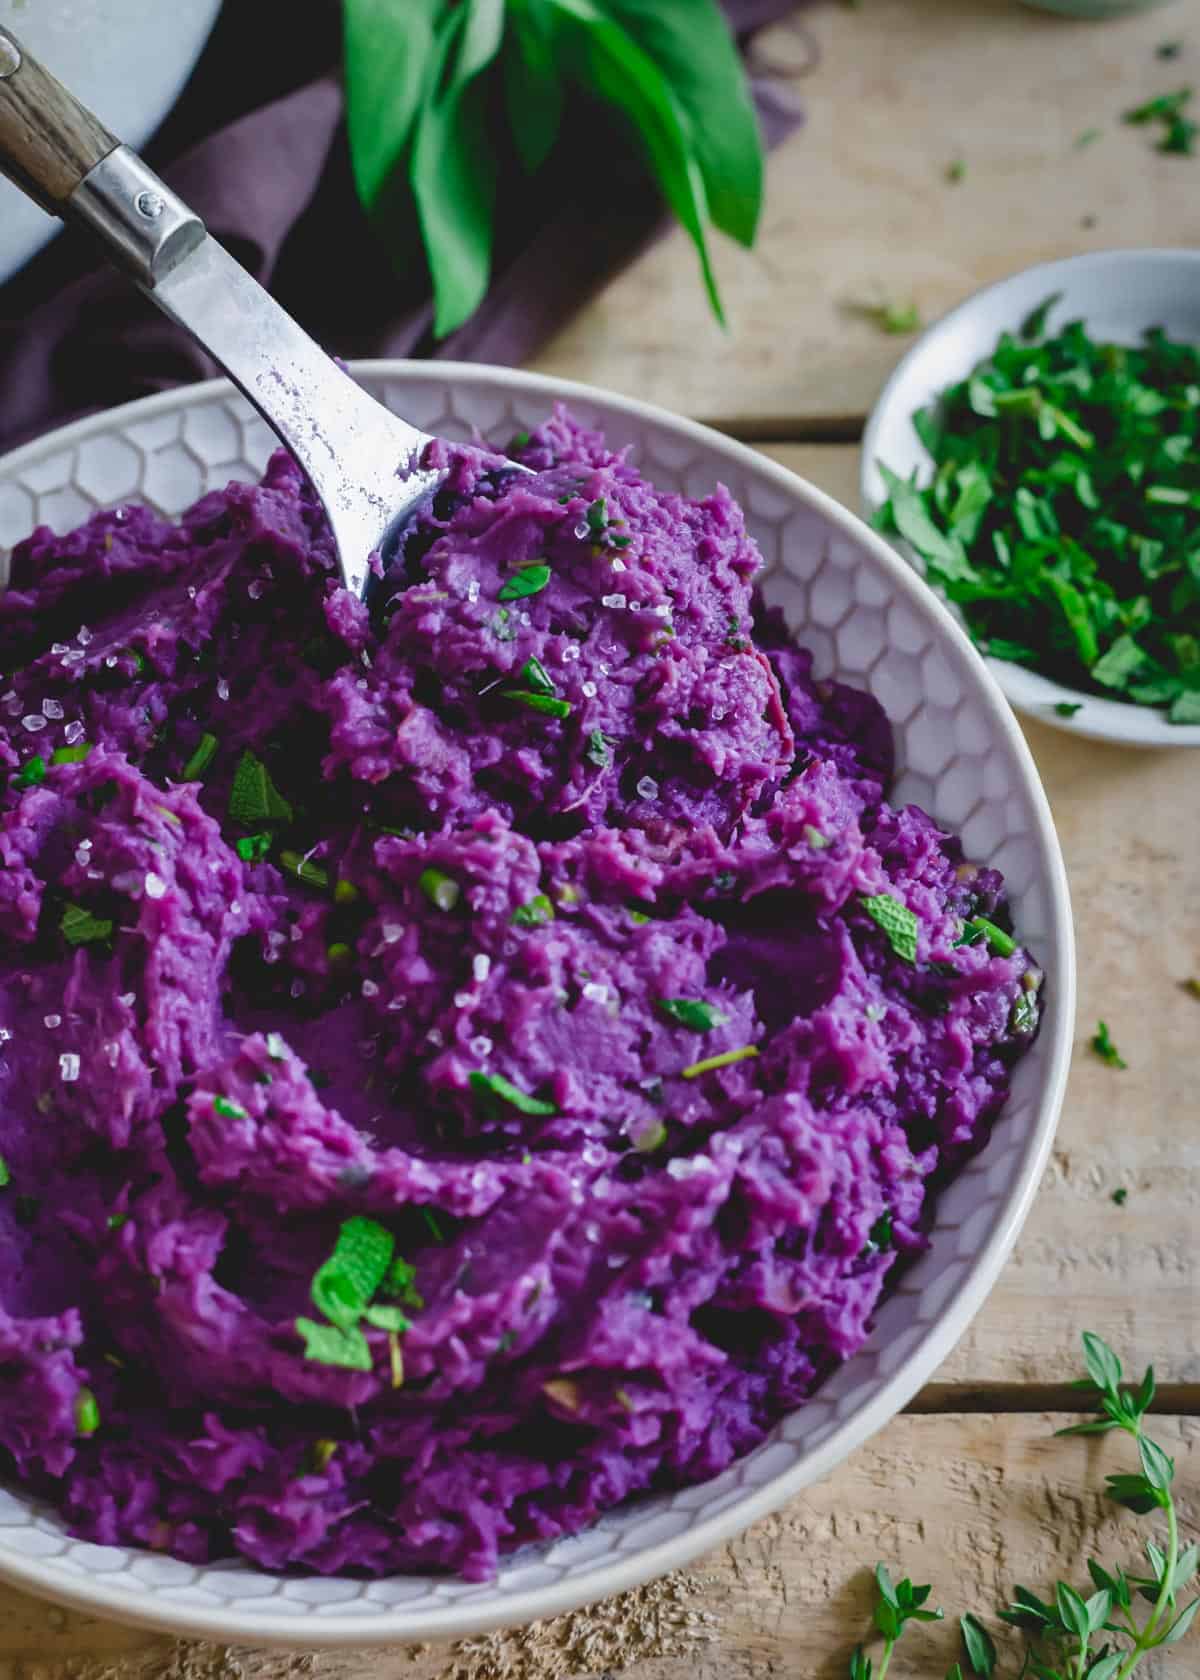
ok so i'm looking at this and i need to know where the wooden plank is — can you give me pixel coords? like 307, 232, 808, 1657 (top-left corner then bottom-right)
765, 442, 1200, 1387
2, 1413, 1195, 1676
527, 0, 1200, 430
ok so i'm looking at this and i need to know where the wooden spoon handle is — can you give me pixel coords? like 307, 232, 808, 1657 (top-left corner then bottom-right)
0, 25, 118, 211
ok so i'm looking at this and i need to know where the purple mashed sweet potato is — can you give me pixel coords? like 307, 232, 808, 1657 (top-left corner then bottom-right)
0, 409, 1040, 1579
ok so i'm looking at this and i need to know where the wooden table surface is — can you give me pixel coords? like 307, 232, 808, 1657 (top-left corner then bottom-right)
6, 3, 1200, 1676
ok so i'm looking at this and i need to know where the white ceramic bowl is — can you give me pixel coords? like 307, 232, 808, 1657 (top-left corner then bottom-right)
861, 248, 1200, 749
0, 366, 1074, 1646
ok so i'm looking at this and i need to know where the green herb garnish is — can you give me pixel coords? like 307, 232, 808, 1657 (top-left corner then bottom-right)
419, 1208, 444, 1244
657, 997, 730, 1031
61, 904, 114, 947
958, 915, 1017, 957
512, 894, 555, 928
860, 894, 919, 965
849, 1565, 944, 1678
213, 1095, 248, 1120
74, 1388, 101, 1437
418, 867, 460, 911
279, 850, 329, 891
874, 314, 1200, 720
1074, 126, 1102, 149
946, 158, 965, 183
228, 749, 292, 826
863, 1210, 893, 1256
235, 832, 273, 864
307, 1439, 339, 1473
586, 729, 612, 768
469, 1069, 557, 1115
855, 299, 923, 335
51, 743, 92, 765
497, 563, 551, 601
14, 756, 46, 788
343, 0, 762, 336
680, 1045, 759, 1080
1054, 701, 1084, 716
1183, 977, 1200, 1000
517, 655, 557, 696
297, 1215, 416, 1372
585, 497, 607, 537
1124, 87, 1197, 154
502, 689, 572, 718
1091, 1020, 1128, 1069
1112, 1187, 1129, 1206
181, 732, 218, 781
0, 1157, 9, 1188
633, 1121, 668, 1153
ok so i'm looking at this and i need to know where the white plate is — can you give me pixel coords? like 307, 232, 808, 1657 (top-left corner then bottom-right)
0, 0, 222, 286
0, 365, 1075, 1646
861, 248, 1200, 749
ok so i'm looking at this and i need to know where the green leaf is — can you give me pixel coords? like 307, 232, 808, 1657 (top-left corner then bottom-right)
601, 0, 763, 246
410, 4, 501, 337
503, 0, 564, 172
518, 655, 558, 696
61, 903, 114, 947
877, 463, 973, 579
311, 1216, 396, 1329
295, 1317, 373, 1370
498, 563, 552, 600
860, 893, 920, 965
1084, 1588, 1111, 1632
74, 1388, 100, 1436
1043, 573, 1100, 668
418, 867, 460, 911
1055, 1582, 1091, 1640
362, 1302, 411, 1332
1138, 1433, 1175, 1494
1086, 1655, 1123, 1680
546, 0, 725, 323
344, 0, 444, 211
502, 689, 572, 718
235, 832, 273, 864
512, 893, 555, 927
848, 1647, 873, 1680
958, 916, 1017, 958
1020, 292, 1063, 340
1169, 688, 1200, 724
1082, 1332, 1123, 1396
228, 749, 293, 827
51, 742, 92, 766
657, 997, 730, 1031
1091, 634, 1146, 691
873, 1597, 901, 1640
14, 755, 46, 788
1172, 1541, 1199, 1597
1087, 1559, 1131, 1611
469, 1069, 557, 1115
1090, 1022, 1127, 1070
586, 729, 612, 768
1162, 1595, 1200, 1644
961, 1613, 997, 1676
0, 1157, 9, 1189
1104, 1471, 1160, 1514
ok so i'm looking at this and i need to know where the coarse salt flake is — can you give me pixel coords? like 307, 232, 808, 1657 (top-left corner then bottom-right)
561, 644, 581, 663
601, 594, 627, 610
472, 953, 491, 983
381, 922, 403, 945
42, 698, 64, 720
216, 679, 230, 701
144, 873, 167, 900
77, 626, 93, 646
581, 680, 597, 698
582, 981, 608, 1003
59, 1052, 80, 1083
21, 715, 46, 733
466, 579, 480, 602
362, 979, 379, 998
44, 1014, 62, 1030
470, 1034, 493, 1058
636, 776, 659, 801
118, 993, 135, 1006
64, 720, 85, 744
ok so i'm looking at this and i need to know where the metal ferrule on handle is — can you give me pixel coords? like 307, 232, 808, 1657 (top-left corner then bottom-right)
69, 149, 205, 288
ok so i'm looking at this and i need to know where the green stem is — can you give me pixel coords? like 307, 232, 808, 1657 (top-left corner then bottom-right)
875, 1637, 895, 1680
1113, 1461, 1179, 1680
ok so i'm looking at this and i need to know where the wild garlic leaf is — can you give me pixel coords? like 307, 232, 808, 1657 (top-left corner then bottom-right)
546, 0, 724, 324
601, 0, 764, 246
410, 4, 502, 337
503, 0, 565, 172
344, 0, 445, 211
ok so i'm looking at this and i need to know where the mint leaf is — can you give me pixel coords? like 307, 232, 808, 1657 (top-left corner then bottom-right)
860, 893, 919, 965
228, 749, 292, 827
311, 1216, 395, 1329
498, 563, 551, 600
657, 997, 730, 1031
295, 1317, 373, 1371
61, 903, 114, 947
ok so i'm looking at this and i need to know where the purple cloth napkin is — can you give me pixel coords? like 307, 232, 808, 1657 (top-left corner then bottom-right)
0, 0, 804, 453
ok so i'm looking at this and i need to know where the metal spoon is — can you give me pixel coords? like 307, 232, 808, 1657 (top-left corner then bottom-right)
0, 24, 485, 601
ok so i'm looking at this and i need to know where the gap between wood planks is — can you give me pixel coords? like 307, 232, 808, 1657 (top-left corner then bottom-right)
911, 1382, 1200, 1416
702, 416, 867, 445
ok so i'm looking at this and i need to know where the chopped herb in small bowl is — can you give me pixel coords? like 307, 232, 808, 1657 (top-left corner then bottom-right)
862, 250, 1200, 745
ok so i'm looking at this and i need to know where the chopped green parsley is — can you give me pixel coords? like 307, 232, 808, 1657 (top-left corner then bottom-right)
512, 894, 555, 928
213, 1095, 248, 1120
51, 742, 92, 765
680, 1045, 759, 1080
235, 832, 273, 864
14, 756, 46, 788
1090, 1019, 1127, 1069
0, 1156, 9, 1188
586, 730, 612, 768
418, 867, 460, 911
958, 915, 1017, 958
502, 689, 572, 718
74, 1388, 101, 1436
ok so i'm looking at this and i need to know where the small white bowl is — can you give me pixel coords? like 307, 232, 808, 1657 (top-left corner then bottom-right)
861, 248, 1200, 749
0, 366, 1073, 1645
